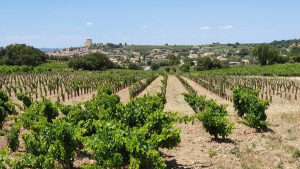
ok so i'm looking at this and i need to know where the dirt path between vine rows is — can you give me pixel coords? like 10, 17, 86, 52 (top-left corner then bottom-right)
183, 77, 235, 113
138, 76, 163, 97
163, 75, 194, 115
161, 76, 300, 169
117, 87, 131, 104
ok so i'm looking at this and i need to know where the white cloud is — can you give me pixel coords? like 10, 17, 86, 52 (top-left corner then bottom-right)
85, 22, 94, 26
200, 26, 212, 31
219, 25, 234, 30
5, 35, 41, 40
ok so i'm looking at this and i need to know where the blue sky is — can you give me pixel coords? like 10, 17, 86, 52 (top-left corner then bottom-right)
0, 0, 300, 48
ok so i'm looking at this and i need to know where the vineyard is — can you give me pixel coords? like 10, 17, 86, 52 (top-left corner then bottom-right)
0, 70, 156, 104
195, 63, 300, 76
0, 69, 300, 169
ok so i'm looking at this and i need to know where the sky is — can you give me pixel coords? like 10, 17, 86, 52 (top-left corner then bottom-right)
0, 0, 300, 48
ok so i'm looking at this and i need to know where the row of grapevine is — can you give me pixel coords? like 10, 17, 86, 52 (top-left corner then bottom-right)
159, 73, 168, 104
179, 75, 268, 133
0, 84, 180, 169
0, 70, 154, 103
177, 76, 234, 139
176, 75, 197, 95
128, 74, 158, 98
188, 74, 300, 103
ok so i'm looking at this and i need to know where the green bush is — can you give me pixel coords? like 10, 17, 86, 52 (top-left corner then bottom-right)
233, 87, 269, 130
6, 124, 20, 151
39, 99, 59, 122
21, 119, 80, 169
68, 52, 116, 71
0, 90, 15, 127
183, 93, 207, 112
16, 93, 32, 108
232, 87, 259, 117
5, 84, 180, 169
198, 100, 234, 139
183, 92, 234, 139
82, 92, 180, 168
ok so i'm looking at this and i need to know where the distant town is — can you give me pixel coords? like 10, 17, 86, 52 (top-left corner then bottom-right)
46, 39, 258, 69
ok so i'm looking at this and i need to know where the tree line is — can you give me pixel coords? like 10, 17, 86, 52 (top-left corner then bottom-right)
0, 44, 46, 66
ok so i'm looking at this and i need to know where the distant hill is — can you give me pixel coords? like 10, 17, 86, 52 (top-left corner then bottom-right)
269, 39, 300, 49
39, 48, 60, 52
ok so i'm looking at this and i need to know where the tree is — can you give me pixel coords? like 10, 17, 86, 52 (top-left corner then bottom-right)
150, 63, 160, 71
252, 44, 286, 65
167, 54, 180, 65
68, 52, 116, 71
0, 44, 46, 66
196, 56, 223, 71
182, 57, 194, 66
128, 62, 142, 70
289, 47, 300, 62
180, 64, 190, 72
238, 48, 250, 57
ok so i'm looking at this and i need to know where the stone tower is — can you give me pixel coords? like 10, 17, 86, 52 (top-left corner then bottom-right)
84, 39, 93, 48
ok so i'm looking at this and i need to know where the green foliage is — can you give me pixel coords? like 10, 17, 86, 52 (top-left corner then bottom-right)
150, 63, 160, 71
198, 100, 234, 139
21, 119, 80, 168
82, 91, 180, 168
34, 61, 68, 71
0, 148, 8, 169
68, 52, 116, 71
128, 62, 142, 70
3, 73, 179, 169
233, 87, 269, 130
289, 47, 300, 63
0, 65, 33, 74
183, 93, 207, 112
167, 54, 180, 65
180, 64, 190, 72
39, 99, 59, 122
252, 44, 288, 65
196, 56, 223, 71
158, 74, 168, 104
7, 124, 20, 151
193, 63, 300, 76
0, 90, 15, 127
177, 76, 197, 95
16, 93, 32, 108
0, 44, 46, 66
129, 75, 157, 98
19, 99, 59, 129
183, 92, 234, 139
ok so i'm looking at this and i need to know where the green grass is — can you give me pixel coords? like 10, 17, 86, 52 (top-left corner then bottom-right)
0, 61, 69, 74
192, 63, 300, 76
0, 65, 33, 74
34, 60, 68, 71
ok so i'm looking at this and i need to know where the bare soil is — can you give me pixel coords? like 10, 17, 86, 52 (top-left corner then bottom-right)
117, 87, 131, 104
161, 77, 300, 169
163, 76, 194, 115
138, 76, 163, 97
